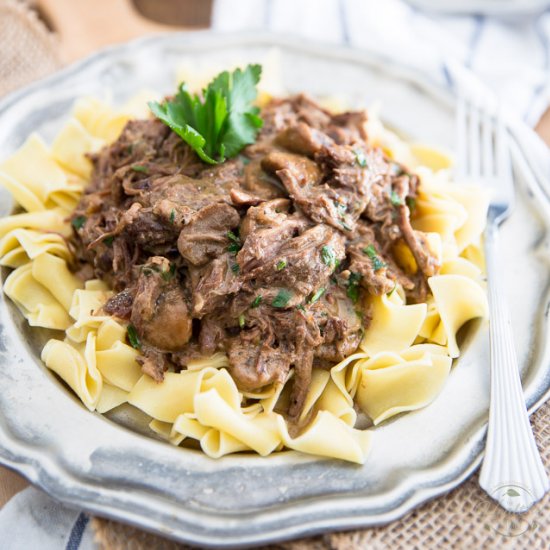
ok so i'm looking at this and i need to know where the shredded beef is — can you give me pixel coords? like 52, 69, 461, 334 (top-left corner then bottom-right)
70, 94, 439, 418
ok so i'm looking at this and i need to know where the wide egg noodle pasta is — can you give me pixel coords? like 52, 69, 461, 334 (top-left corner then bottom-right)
66, 282, 113, 342
41, 333, 102, 411
315, 378, 357, 427
355, 350, 452, 425
96, 383, 129, 414
31, 253, 83, 311
128, 368, 242, 423
0, 229, 70, 268
0, 209, 71, 240
428, 274, 489, 358
0, 134, 83, 212
276, 411, 372, 464
360, 292, 427, 355
194, 389, 281, 456
52, 118, 105, 179
3, 263, 71, 330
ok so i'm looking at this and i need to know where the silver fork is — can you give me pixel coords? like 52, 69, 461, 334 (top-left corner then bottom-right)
457, 95, 549, 512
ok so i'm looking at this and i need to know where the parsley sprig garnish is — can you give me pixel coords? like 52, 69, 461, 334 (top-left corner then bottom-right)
149, 64, 263, 164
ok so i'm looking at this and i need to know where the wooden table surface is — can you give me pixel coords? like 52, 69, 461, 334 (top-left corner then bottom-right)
1, 0, 549, 511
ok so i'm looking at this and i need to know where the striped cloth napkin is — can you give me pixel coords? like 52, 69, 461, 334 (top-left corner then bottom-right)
1, 1, 549, 549
213, 0, 550, 126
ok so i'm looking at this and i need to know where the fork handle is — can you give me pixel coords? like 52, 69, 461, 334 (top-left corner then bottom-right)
479, 221, 549, 511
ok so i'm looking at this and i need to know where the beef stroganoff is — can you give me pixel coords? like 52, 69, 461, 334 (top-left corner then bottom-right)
0, 64, 489, 463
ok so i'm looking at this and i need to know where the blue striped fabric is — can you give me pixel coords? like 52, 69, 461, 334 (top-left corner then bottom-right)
65, 514, 89, 550
212, 0, 550, 126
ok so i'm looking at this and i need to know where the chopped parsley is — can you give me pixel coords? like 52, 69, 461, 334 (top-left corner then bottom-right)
354, 149, 367, 167
309, 287, 326, 304
276, 259, 287, 271
226, 230, 242, 253
296, 304, 306, 313
238, 314, 246, 329
127, 324, 141, 350
272, 289, 292, 308
347, 272, 362, 303
231, 262, 240, 274
161, 263, 177, 281
340, 220, 352, 231
406, 196, 417, 213
389, 162, 407, 177
335, 201, 347, 218
251, 295, 262, 308
387, 283, 397, 297
131, 164, 148, 174
71, 215, 86, 230
148, 64, 263, 164
169, 209, 176, 224
321, 245, 338, 269
103, 235, 114, 247
390, 190, 404, 206
363, 244, 386, 271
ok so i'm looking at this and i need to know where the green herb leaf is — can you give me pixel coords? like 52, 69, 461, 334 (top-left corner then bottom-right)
321, 245, 338, 269
390, 190, 404, 206
148, 64, 263, 164
103, 235, 114, 247
226, 230, 242, 253
354, 149, 367, 167
387, 283, 397, 297
238, 314, 246, 329
363, 245, 386, 271
272, 289, 292, 308
127, 324, 141, 350
296, 304, 306, 313
309, 287, 326, 304
347, 272, 362, 303
226, 230, 240, 243
389, 162, 407, 177
169, 209, 176, 224
131, 164, 148, 174
406, 196, 416, 212
276, 259, 287, 271
340, 220, 352, 231
251, 295, 262, 308
161, 263, 177, 281
71, 215, 86, 230
231, 262, 240, 274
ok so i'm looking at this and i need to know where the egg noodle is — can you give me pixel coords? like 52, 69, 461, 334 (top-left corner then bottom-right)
0, 87, 489, 464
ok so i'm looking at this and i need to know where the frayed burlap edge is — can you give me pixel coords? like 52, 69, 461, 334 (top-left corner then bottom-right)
0, 0, 61, 97
91, 400, 550, 550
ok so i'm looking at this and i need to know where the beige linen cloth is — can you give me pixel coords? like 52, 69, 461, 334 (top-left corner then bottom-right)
0, 1, 548, 548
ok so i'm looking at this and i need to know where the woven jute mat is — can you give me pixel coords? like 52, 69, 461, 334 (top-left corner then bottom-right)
2, 2, 549, 548
0, 0, 61, 97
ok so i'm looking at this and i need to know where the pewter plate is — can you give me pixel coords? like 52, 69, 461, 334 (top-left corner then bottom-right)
0, 32, 549, 548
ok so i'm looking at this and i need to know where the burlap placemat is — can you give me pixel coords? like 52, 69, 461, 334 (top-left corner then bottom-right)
0, 0, 61, 97
1, 3, 548, 548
